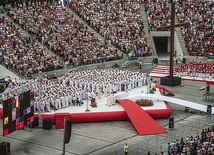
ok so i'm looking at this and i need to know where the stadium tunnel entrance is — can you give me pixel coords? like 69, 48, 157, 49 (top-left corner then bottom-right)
153, 36, 169, 58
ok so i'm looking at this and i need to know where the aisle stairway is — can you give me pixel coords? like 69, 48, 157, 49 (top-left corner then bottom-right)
175, 15, 189, 57
64, 6, 126, 59
139, 3, 157, 57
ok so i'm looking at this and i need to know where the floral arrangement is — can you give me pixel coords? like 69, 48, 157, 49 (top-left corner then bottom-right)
91, 102, 97, 107
136, 99, 153, 107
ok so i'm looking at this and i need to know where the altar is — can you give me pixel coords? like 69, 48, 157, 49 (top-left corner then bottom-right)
114, 92, 129, 100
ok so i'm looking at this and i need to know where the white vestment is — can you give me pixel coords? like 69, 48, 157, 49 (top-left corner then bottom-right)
112, 95, 116, 105
138, 78, 142, 87
61, 96, 66, 108
65, 96, 69, 107
45, 101, 50, 112
97, 89, 101, 99
104, 88, 108, 97
57, 98, 62, 109
107, 96, 111, 107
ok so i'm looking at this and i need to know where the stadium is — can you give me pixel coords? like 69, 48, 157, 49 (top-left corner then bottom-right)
0, 0, 213, 155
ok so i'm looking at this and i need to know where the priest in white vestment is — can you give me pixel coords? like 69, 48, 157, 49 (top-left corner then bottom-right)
45, 100, 50, 112
111, 94, 116, 105
106, 95, 111, 107
57, 98, 62, 109
97, 88, 101, 99
104, 87, 108, 97
65, 96, 69, 107
61, 96, 66, 108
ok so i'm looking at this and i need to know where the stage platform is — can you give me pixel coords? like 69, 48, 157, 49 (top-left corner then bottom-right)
0, 84, 171, 135
33, 85, 171, 127
1, 83, 213, 135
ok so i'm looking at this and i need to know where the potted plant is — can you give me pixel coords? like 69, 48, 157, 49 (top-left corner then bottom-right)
91, 102, 97, 108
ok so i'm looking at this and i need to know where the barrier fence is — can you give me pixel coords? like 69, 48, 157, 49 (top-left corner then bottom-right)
105, 115, 214, 155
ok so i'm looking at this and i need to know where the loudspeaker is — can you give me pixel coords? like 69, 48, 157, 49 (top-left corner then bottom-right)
169, 117, 174, 129
0, 142, 6, 155
185, 107, 189, 113
153, 58, 158, 64
43, 118, 52, 130
32, 117, 39, 128
207, 105, 212, 115
64, 119, 72, 144
182, 58, 186, 64
155, 58, 158, 64
0, 142, 10, 155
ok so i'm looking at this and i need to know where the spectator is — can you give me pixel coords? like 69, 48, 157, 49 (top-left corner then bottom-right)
69, 0, 151, 57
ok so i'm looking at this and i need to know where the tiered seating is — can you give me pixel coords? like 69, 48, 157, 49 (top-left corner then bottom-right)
176, 61, 214, 77
145, 0, 171, 31
144, 0, 213, 57
0, 15, 62, 76
6, 3, 120, 67
69, 0, 151, 57
176, 0, 214, 56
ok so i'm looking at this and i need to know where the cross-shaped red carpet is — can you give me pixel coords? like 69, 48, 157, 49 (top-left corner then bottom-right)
118, 99, 167, 135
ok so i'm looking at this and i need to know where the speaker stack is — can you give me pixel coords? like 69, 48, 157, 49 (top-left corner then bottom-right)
207, 105, 212, 115
43, 118, 53, 130
182, 58, 186, 64
0, 142, 10, 155
169, 117, 174, 129
32, 116, 39, 128
64, 119, 72, 144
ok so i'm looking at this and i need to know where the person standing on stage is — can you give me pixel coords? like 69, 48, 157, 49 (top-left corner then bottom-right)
104, 86, 108, 97
124, 143, 129, 155
97, 88, 101, 99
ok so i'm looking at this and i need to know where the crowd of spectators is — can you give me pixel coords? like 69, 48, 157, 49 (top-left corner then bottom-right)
0, 15, 62, 76
144, 0, 213, 57
176, 0, 214, 57
166, 126, 214, 155
145, 0, 171, 31
69, 0, 151, 57
175, 61, 214, 78
6, 2, 121, 67
0, 0, 213, 77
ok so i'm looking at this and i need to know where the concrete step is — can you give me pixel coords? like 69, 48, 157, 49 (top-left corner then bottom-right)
139, 3, 157, 56
174, 13, 188, 56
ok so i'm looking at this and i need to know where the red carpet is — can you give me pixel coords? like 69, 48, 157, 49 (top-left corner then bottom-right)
118, 99, 167, 135
155, 84, 175, 96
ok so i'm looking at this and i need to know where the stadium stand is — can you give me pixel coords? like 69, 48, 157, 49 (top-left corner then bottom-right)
176, 0, 214, 56
69, 0, 151, 57
0, 15, 62, 76
144, 0, 213, 57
